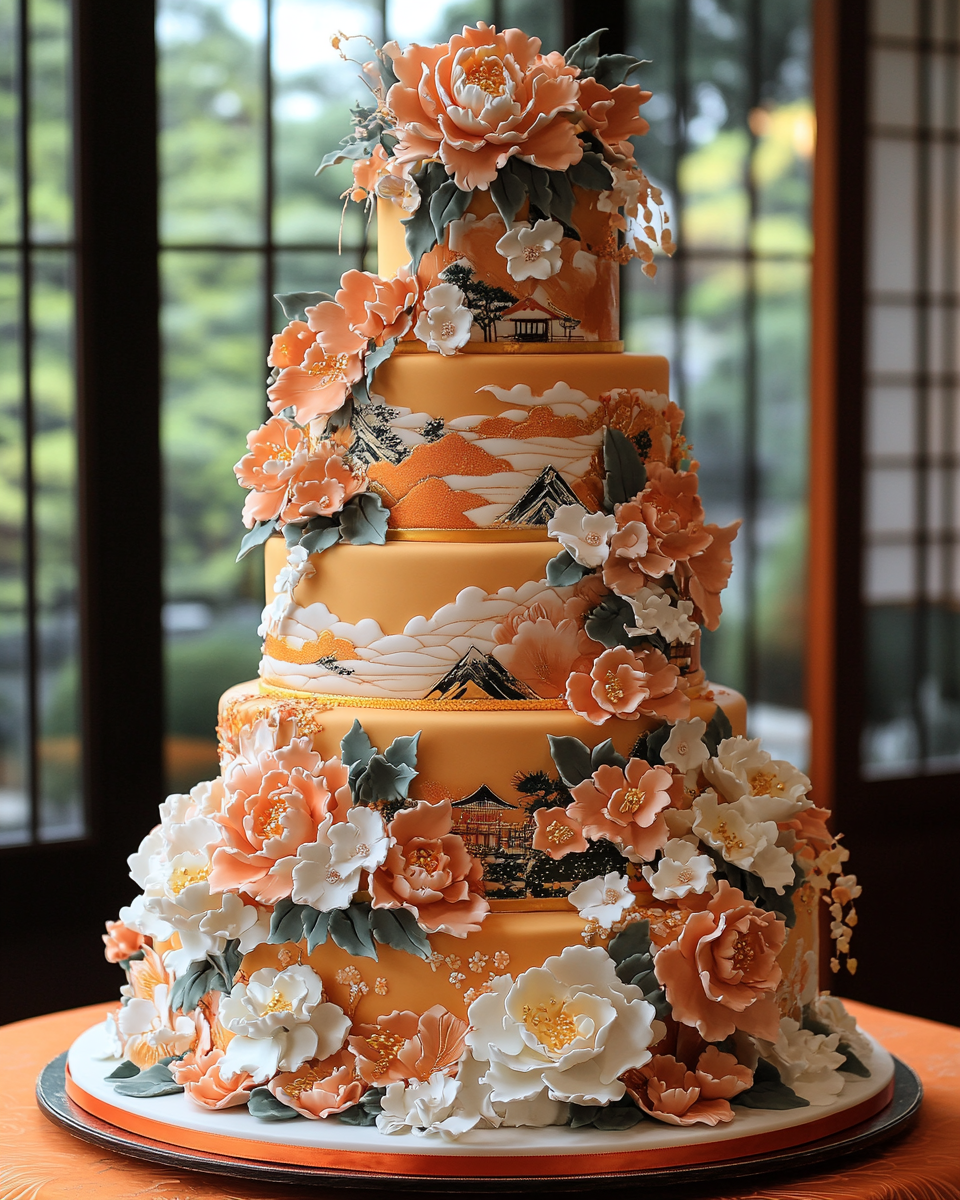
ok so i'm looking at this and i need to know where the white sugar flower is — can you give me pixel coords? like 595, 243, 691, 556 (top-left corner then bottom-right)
149, 886, 270, 974
414, 282, 473, 355
756, 1017, 846, 1106
703, 736, 811, 809
568, 872, 635, 927
274, 544, 315, 595
642, 837, 716, 900
466, 945, 659, 1106
625, 586, 698, 644
547, 503, 619, 567
116, 955, 197, 1066
376, 171, 420, 213
377, 1072, 483, 1140
495, 219, 564, 281
285, 807, 391, 911
691, 789, 797, 894
661, 718, 711, 773
218, 964, 350, 1083
806, 994, 872, 1061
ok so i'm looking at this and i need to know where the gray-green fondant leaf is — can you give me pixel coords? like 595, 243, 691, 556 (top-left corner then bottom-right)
299, 520, 342, 556
341, 719, 376, 768
248, 1087, 301, 1120
274, 291, 334, 322
329, 903, 378, 959
584, 593, 636, 648
303, 908, 333, 954
369, 906, 432, 959
567, 151, 613, 192
339, 493, 389, 546
317, 141, 377, 171
603, 426, 647, 510
237, 518, 278, 562
338, 1087, 385, 1125
366, 335, 398, 379
734, 1059, 809, 1110
429, 180, 474, 243
548, 734, 593, 788
383, 731, 420, 772
590, 738, 628, 772
106, 1060, 140, 1080
356, 754, 417, 804
113, 1061, 183, 1099
269, 897, 306, 944
568, 1098, 644, 1130
703, 707, 734, 756
490, 167, 527, 229
545, 548, 589, 587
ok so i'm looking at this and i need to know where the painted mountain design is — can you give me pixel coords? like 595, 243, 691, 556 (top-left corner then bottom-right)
426, 647, 537, 702
368, 432, 512, 500
348, 404, 410, 467
386, 476, 488, 529
452, 785, 514, 809
494, 465, 581, 527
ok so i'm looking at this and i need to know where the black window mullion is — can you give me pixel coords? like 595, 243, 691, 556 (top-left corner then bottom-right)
264, 0, 276, 377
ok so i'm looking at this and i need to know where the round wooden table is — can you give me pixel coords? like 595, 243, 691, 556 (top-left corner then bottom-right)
2, 1000, 958, 1198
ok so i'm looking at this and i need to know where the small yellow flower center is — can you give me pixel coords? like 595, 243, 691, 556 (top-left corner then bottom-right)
409, 847, 441, 872
274, 447, 293, 463
283, 1066, 322, 1099
440, 320, 457, 339
749, 769, 785, 796
676, 868, 693, 884
731, 932, 755, 972
522, 244, 542, 262
325, 868, 342, 884
603, 887, 623, 904
305, 352, 349, 384
620, 786, 644, 813
261, 988, 292, 1016
258, 797, 289, 840
168, 863, 210, 895
463, 54, 507, 96
715, 818, 746, 852
583, 531, 602, 546
546, 820, 575, 845
604, 670, 624, 702
522, 996, 579, 1053
365, 1030, 407, 1076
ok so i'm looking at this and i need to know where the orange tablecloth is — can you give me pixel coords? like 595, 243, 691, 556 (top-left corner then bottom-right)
0, 1001, 957, 1199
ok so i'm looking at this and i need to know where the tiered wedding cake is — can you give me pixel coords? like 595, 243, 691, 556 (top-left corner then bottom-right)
69, 24, 888, 1178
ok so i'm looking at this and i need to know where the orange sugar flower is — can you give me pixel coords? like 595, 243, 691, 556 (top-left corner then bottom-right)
531, 805, 588, 859
491, 614, 593, 699
578, 78, 651, 157
336, 269, 419, 343
268, 320, 315, 369
280, 440, 367, 525
566, 645, 690, 726
234, 416, 308, 529
686, 519, 740, 631
621, 1044, 752, 1126
568, 758, 674, 861
102, 919, 144, 964
267, 1050, 366, 1119
348, 1005, 468, 1084
171, 1048, 256, 1110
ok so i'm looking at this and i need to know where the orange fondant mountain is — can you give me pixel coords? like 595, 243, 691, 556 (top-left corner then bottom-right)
387, 476, 490, 528
368, 432, 511, 501
471, 405, 604, 441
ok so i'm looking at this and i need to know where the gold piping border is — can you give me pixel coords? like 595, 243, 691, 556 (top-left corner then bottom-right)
394, 340, 624, 355
258, 682, 569, 712
385, 528, 551, 542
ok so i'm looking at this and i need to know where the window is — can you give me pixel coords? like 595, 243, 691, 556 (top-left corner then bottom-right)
862, 0, 960, 777
0, 0, 83, 846
626, 0, 813, 766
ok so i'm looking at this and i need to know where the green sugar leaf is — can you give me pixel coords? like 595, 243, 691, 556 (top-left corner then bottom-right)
248, 1087, 301, 1120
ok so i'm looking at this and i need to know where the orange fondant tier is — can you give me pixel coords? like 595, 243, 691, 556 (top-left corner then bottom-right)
219, 681, 746, 816
345, 350, 673, 530
377, 192, 621, 343
235, 895, 817, 1030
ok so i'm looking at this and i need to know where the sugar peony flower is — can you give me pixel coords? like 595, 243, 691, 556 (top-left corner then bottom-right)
661, 717, 710, 774
280, 440, 367, 525
466, 945, 659, 1105
267, 1050, 366, 1118
148, 884, 271, 976
377, 1072, 482, 1139
268, 319, 315, 369
577, 77, 651, 157
371, 799, 488, 937
171, 1047, 256, 1110
756, 1017, 846, 1106
687, 520, 740, 631
655, 881, 786, 1042
336, 268, 418, 343
703, 736, 811, 809
691, 789, 797, 895
103, 919, 144, 964
622, 1045, 752, 1126
625, 586, 698, 644
596, 165, 643, 218
348, 1005, 469, 1085
386, 24, 583, 191
568, 871, 635, 926
288, 806, 392, 911
413, 282, 473, 354
568, 758, 673, 861
532, 805, 588, 859
375, 166, 421, 212
495, 219, 564, 281
642, 837, 716, 900
805, 994, 872, 1062
565, 645, 690, 726
235, 416, 309, 530
209, 739, 351, 905
117, 947, 198, 1068
266, 337, 362, 425
491, 614, 592, 698
218, 964, 350, 1083
547, 503, 618, 567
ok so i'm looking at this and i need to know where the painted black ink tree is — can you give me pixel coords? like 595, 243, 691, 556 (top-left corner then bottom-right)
441, 262, 517, 343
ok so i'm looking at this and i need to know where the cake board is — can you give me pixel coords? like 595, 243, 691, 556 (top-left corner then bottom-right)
37, 1032, 922, 1194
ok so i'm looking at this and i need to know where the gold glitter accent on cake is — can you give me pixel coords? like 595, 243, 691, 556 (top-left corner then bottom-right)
258, 684, 568, 712
374, 977, 389, 996
263, 629, 358, 666
546, 820, 575, 845
619, 786, 644, 813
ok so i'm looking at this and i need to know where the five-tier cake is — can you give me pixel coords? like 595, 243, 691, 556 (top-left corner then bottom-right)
66, 23, 890, 1179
